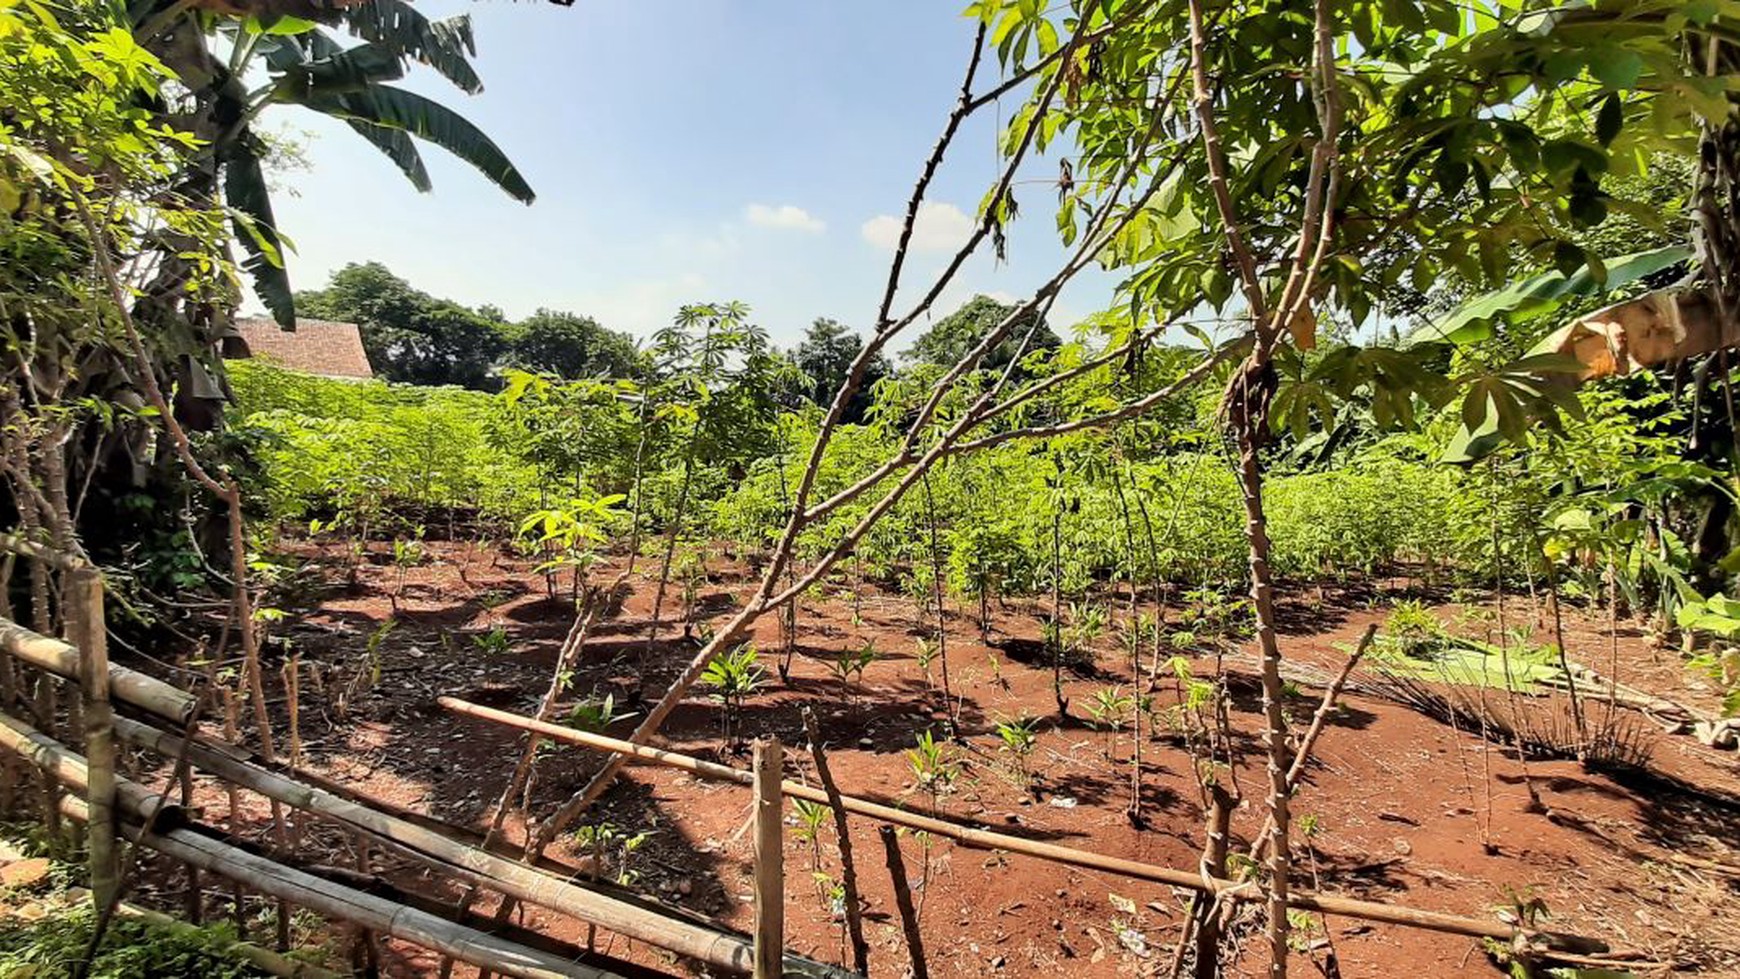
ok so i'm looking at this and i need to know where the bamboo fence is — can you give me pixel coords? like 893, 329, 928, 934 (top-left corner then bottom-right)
0, 536, 852, 979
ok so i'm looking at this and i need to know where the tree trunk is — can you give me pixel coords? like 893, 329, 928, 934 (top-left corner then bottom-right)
1230, 365, 1292, 979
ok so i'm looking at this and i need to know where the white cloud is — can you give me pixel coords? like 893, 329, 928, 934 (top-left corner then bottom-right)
861, 201, 976, 253
744, 203, 825, 233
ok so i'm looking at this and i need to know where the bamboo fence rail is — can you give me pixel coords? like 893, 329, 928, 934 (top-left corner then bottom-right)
113, 715, 854, 979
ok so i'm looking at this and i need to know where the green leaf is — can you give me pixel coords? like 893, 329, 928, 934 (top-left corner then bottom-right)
341, 119, 431, 192
298, 84, 535, 203
245, 14, 316, 35
342, 0, 482, 94
273, 40, 406, 98
1595, 93, 1622, 145
222, 135, 295, 327
1587, 46, 1643, 90
1403, 245, 1692, 347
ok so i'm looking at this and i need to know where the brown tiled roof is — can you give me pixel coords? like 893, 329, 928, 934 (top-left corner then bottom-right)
229, 317, 374, 379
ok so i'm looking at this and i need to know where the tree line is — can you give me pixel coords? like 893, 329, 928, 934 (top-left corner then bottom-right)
295, 262, 1061, 424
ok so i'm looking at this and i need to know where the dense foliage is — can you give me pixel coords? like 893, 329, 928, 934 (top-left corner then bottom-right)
295, 262, 640, 388
233, 319, 1696, 616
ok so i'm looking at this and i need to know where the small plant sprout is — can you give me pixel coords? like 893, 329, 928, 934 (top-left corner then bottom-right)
519, 492, 626, 598
389, 536, 424, 612
829, 640, 877, 702
567, 694, 636, 734
905, 728, 959, 814
700, 644, 765, 749
987, 651, 1008, 690
791, 798, 830, 870
914, 637, 938, 691
574, 821, 651, 886
338, 617, 397, 717
811, 871, 847, 920
1085, 686, 1134, 757
993, 715, 1041, 794
1063, 601, 1108, 665
471, 625, 511, 656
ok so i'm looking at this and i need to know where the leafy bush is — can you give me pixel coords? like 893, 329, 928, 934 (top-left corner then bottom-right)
230, 361, 539, 525
0, 903, 267, 978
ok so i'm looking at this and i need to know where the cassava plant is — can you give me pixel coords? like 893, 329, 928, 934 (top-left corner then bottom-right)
700, 644, 765, 750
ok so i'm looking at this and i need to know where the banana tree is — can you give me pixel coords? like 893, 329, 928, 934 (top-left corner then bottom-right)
131, 0, 534, 332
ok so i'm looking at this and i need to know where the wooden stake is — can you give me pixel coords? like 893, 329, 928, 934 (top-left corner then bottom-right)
801, 708, 869, 976
752, 738, 785, 979
66, 569, 117, 911
878, 826, 928, 979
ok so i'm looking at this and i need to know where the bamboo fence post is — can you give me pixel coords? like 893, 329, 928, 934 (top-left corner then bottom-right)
752, 737, 785, 979
878, 826, 928, 979
801, 707, 869, 976
66, 567, 118, 911
181, 765, 200, 924
34, 643, 61, 844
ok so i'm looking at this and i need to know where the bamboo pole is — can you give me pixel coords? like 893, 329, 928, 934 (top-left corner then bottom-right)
113, 716, 858, 979
134, 823, 615, 979
66, 569, 119, 911
0, 553, 15, 818
0, 618, 196, 724
800, 708, 869, 976
752, 738, 784, 979
42, 744, 616, 979
439, 696, 1605, 954
0, 710, 177, 820
221, 687, 246, 939
878, 826, 928, 979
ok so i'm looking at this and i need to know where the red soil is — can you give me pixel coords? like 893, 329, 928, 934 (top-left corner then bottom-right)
133, 539, 1740, 977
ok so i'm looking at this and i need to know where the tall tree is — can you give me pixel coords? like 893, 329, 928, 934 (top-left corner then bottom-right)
794, 318, 888, 423
504, 309, 640, 380
904, 295, 1060, 372
298, 262, 507, 389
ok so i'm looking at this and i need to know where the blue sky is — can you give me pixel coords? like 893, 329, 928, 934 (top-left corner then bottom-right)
261, 2, 1121, 349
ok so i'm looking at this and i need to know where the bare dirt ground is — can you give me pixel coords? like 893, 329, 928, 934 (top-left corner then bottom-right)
126, 537, 1740, 978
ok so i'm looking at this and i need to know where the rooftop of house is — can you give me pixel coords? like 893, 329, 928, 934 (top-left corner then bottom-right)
229, 317, 374, 380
